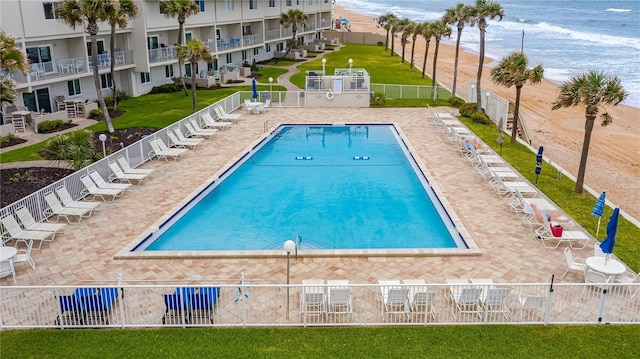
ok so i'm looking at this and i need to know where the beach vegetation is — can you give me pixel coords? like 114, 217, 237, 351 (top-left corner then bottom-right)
551, 70, 629, 194
370, 92, 386, 106
430, 21, 453, 102
397, 18, 412, 63
419, 22, 435, 79
377, 12, 398, 52
467, 0, 505, 112
408, 22, 425, 71
442, 3, 474, 98
449, 96, 466, 108
471, 111, 492, 124
176, 38, 212, 113
0, 29, 29, 106
55, 0, 115, 132
160, 0, 200, 96
276, 9, 309, 64
44, 129, 97, 170
490, 52, 544, 144
104, 0, 138, 112
389, 17, 406, 57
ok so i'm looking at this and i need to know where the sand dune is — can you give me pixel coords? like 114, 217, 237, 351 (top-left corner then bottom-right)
334, 4, 640, 220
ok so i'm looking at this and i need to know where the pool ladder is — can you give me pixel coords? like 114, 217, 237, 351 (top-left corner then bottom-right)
263, 120, 278, 133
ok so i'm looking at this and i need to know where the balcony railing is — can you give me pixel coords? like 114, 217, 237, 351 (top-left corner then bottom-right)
148, 46, 177, 63
242, 34, 263, 47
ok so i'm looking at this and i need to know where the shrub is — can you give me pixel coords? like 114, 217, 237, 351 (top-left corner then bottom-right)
9, 171, 30, 182
90, 108, 104, 120
471, 111, 493, 125
44, 129, 96, 170
150, 83, 179, 94
448, 97, 465, 108
0, 133, 17, 144
459, 102, 477, 117
37, 119, 64, 133
377, 41, 384, 46
103, 95, 114, 106
116, 90, 128, 102
370, 92, 386, 106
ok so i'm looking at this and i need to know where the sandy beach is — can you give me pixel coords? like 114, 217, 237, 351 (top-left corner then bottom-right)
334, 4, 640, 220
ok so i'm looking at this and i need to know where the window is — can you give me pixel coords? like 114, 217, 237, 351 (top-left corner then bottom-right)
308, 0, 313, 5
147, 36, 159, 50
265, 43, 271, 52
86, 40, 105, 56
140, 72, 151, 84
241, 50, 247, 61
26, 45, 52, 65
185, 32, 193, 42
249, 0, 257, 10
286, 0, 291, 6
23, 88, 52, 113
195, 0, 205, 12
215, 29, 221, 41
324, 0, 329, 3
242, 25, 252, 36
43, 2, 58, 20
67, 79, 81, 96
226, 0, 234, 11
268, 0, 275, 7
253, 48, 259, 56
165, 64, 174, 78
184, 63, 192, 77
226, 53, 232, 63
100, 73, 112, 89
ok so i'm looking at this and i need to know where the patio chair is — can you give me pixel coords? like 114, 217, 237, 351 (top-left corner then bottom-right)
584, 269, 610, 292
403, 279, 435, 322
0, 259, 17, 283
300, 279, 327, 322
167, 131, 201, 150
615, 270, 639, 298
0, 214, 56, 249
13, 239, 35, 270
326, 280, 353, 321
108, 161, 148, 184
15, 207, 67, 236
55, 186, 102, 211
149, 138, 188, 161
80, 174, 124, 201
215, 105, 243, 121
116, 155, 155, 176
479, 287, 511, 320
263, 98, 271, 112
43, 192, 93, 223
88, 171, 131, 191
561, 247, 587, 279
201, 112, 232, 130
516, 295, 544, 322
378, 280, 410, 322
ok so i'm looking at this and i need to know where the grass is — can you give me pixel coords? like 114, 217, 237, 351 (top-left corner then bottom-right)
254, 67, 289, 83
1, 325, 638, 358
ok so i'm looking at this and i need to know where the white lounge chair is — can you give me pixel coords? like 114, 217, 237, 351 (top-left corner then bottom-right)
214, 105, 242, 122
189, 119, 218, 138
80, 175, 124, 201
116, 156, 155, 176
15, 207, 67, 236
326, 280, 353, 321
1, 214, 56, 249
173, 127, 203, 146
446, 278, 482, 320
55, 186, 101, 211
89, 171, 130, 191
201, 112, 232, 130
300, 279, 327, 322
378, 280, 410, 322
148, 138, 187, 161
108, 161, 148, 184
43, 192, 93, 223
167, 132, 201, 150
536, 214, 590, 249
184, 122, 217, 140
403, 279, 435, 322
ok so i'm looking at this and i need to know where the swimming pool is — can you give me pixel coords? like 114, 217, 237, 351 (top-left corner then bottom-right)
131, 124, 469, 253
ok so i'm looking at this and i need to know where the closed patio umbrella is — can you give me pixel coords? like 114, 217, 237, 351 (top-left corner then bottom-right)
252, 78, 258, 100
591, 191, 606, 236
496, 117, 504, 155
599, 207, 619, 264
535, 146, 543, 184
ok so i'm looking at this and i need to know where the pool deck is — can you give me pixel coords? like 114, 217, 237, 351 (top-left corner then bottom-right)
3, 107, 604, 287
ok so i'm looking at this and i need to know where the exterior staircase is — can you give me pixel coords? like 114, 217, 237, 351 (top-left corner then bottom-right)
505, 101, 532, 145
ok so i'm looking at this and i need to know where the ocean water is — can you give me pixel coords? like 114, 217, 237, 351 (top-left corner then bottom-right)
337, 0, 640, 107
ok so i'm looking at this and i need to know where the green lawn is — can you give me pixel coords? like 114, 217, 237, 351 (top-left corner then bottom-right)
1, 325, 638, 358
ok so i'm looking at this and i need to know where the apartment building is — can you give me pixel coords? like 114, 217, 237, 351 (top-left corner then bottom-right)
1, 0, 332, 113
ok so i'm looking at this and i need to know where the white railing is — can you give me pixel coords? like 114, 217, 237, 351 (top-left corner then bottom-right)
0, 93, 242, 238
0, 281, 637, 329
370, 83, 442, 100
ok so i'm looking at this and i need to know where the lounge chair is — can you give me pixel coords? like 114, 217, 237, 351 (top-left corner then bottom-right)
167, 131, 201, 150
173, 127, 204, 145
15, 207, 67, 236
403, 279, 435, 322
214, 105, 242, 122
162, 287, 196, 324
80, 175, 124, 201
43, 192, 93, 223
300, 279, 327, 322
81, 287, 118, 325
446, 278, 482, 320
189, 119, 218, 138
116, 155, 155, 176
535, 214, 590, 249
378, 280, 410, 322
55, 294, 85, 326
149, 138, 188, 161
108, 161, 148, 184
0, 214, 56, 249
55, 186, 101, 212
201, 112, 232, 130
326, 280, 353, 321
88, 171, 131, 191
190, 287, 220, 324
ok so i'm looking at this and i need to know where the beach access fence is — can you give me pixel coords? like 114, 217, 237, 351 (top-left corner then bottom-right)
323, 31, 385, 46
0, 280, 638, 329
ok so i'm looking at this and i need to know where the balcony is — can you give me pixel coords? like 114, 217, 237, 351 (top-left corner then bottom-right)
148, 46, 177, 63
265, 28, 293, 42
242, 34, 263, 47
216, 37, 242, 51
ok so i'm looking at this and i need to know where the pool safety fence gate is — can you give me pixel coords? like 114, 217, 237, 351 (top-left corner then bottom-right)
1, 281, 637, 329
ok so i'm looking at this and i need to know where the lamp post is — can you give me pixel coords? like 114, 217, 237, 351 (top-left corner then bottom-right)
348, 58, 353, 74
283, 239, 296, 320
98, 133, 107, 157
322, 58, 326, 75
268, 77, 273, 97
485, 92, 491, 112
470, 84, 475, 102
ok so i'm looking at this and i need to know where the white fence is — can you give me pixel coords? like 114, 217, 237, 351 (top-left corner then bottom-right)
0, 281, 637, 329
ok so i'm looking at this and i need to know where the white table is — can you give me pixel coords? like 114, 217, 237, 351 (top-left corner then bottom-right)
586, 256, 626, 276
0, 247, 17, 262
248, 101, 264, 114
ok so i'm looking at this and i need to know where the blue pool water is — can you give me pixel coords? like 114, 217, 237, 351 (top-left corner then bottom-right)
136, 125, 466, 251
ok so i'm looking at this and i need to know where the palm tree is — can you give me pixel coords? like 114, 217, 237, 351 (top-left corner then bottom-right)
398, 19, 413, 63
389, 18, 405, 57
551, 70, 628, 194
105, 0, 138, 112
276, 9, 309, 64
468, 0, 504, 112
491, 52, 544, 144
420, 22, 434, 79
382, 15, 397, 53
409, 23, 425, 71
160, 0, 200, 96
55, 0, 115, 133
0, 29, 29, 112
430, 22, 452, 102
442, 3, 472, 98
176, 39, 212, 113
377, 12, 397, 52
